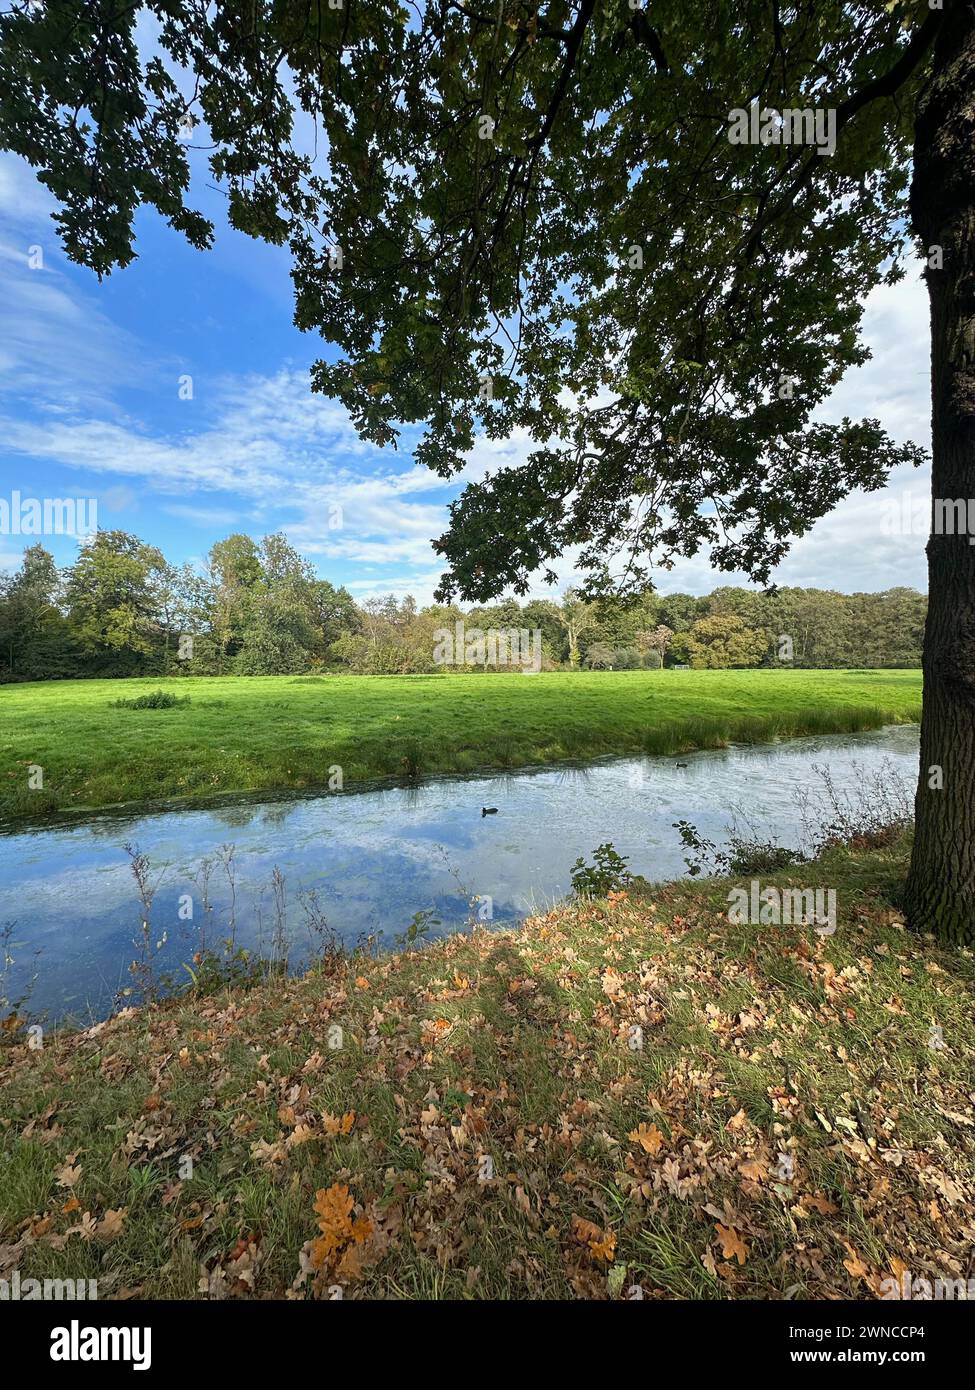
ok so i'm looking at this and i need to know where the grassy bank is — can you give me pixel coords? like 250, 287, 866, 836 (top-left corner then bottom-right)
2, 831, 972, 1301
1, 668, 921, 821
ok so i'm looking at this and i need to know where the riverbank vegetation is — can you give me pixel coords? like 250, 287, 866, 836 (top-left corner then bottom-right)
0, 668, 921, 822
2, 828, 971, 1300
0, 531, 926, 682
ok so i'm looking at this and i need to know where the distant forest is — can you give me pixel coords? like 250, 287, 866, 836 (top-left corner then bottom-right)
0, 530, 926, 681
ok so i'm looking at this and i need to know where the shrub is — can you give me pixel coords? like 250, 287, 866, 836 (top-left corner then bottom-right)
570, 842, 633, 896
727, 839, 806, 875
112, 689, 191, 710
673, 819, 805, 877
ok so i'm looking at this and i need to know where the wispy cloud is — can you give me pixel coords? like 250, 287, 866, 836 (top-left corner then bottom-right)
0, 158, 144, 412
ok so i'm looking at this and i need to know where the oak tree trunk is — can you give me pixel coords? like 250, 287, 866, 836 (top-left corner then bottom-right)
905, 1, 975, 942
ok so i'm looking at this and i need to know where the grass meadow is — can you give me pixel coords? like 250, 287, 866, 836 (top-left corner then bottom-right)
0, 668, 922, 821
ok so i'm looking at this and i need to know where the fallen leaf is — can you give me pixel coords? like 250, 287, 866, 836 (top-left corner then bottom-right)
96, 1208, 128, 1241
56, 1160, 82, 1189
714, 1223, 748, 1265
628, 1122, 664, 1155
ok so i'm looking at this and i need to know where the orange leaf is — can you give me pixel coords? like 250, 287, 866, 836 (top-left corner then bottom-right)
314, 1182, 354, 1234
714, 1223, 748, 1265
571, 1214, 616, 1263
571, 1215, 602, 1246
322, 1110, 356, 1136
350, 1215, 373, 1245
841, 1240, 871, 1282
309, 1183, 373, 1280
628, 1122, 664, 1155
590, 1232, 617, 1263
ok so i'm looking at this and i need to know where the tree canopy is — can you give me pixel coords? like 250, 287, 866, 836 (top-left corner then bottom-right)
0, 0, 932, 602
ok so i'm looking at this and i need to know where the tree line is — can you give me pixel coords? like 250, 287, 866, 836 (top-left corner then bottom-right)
0, 530, 925, 682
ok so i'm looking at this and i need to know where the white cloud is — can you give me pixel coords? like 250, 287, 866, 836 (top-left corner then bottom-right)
163, 502, 245, 527
0, 155, 62, 231
819, 262, 931, 448
659, 262, 932, 596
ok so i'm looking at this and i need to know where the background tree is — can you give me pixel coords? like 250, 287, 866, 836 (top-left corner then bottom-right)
309, 578, 360, 659
669, 614, 769, 669
583, 641, 645, 669
583, 641, 616, 670
206, 534, 263, 664
557, 588, 594, 668
657, 594, 710, 638
0, 530, 927, 679
582, 589, 658, 660
155, 560, 202, 672
0, 544, 76, 680
769, 587, 852, 668
233, 534, 321, 674
847, 588, 929, 668
521, 597, 565, 666
64, 531, 168, 675
640, 623, 675, 667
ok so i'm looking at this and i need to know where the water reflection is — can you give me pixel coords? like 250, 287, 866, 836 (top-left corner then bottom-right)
0, 724, 919, 1023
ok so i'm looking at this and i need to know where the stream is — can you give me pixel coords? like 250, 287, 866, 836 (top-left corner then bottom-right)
0, 723, 919, 1022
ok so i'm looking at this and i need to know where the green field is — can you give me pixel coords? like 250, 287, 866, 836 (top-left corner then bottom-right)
0, 668, 922, 822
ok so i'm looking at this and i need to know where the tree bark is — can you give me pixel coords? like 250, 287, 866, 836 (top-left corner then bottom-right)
905, 1, 975, 942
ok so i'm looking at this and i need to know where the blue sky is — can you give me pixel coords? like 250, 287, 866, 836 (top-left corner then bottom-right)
0, 146, 933, 603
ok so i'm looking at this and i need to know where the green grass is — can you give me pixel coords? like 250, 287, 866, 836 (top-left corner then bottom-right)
2, 831, 972, 1301
0, 668, 922, 822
